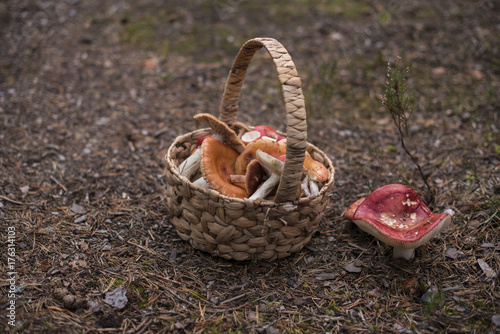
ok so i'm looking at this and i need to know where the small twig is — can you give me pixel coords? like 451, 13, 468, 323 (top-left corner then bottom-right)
220, 292, 247, 305
50, 175, 67, 192
127, 240, 157, 255
395, 120, 432, 194
0, 195, 39, 206
382, 51, 434, 203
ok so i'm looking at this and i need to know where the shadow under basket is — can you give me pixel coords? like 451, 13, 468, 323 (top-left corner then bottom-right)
164, 37, 335, 262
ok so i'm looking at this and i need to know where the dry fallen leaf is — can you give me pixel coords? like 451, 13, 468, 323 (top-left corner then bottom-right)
315, 272, 340, 281
344, 262, 362, 273
103, 287, 128, 310
70, 203, 86, 215
477, 259, 497, 280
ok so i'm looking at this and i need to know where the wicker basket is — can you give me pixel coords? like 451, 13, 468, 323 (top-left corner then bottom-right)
164, 37, 335, 261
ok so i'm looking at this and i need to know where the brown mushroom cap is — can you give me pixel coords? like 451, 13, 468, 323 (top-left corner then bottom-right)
345, 184, 452, 254
199, 137, 248, 198
194, 113, 246, 153
244, 159, 266, 195
235, 139, 286, 175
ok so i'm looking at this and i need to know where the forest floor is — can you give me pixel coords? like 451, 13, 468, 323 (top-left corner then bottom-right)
0, 0, 499, 333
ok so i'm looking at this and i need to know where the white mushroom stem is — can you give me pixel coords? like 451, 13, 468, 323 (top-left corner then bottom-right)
300, 176, 320, 197
230, 174, 245, 184
255, 150, 284, 175
261, 136, 277, 142
249, 149, 284, 200
301, 177, 311, 197
193, 177, 212, 188
393, 247, 416, 260
249, 173, 280, 200
309, 179, 319, 196
178, 148, 201, 180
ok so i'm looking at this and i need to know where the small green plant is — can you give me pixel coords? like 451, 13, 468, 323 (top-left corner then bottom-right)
381, 51, 434, 204
422, 286, 445, 313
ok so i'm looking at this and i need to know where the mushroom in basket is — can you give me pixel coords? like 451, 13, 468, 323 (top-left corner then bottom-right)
195, 137, 248, 198
241, 125, 286, 143
178, 113, 331, 200
178, 113, 244, 181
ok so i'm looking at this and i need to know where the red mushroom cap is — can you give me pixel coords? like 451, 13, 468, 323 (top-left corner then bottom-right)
197, 134, 214, 146
345, 184, 452, 254
253, 125, 279, 140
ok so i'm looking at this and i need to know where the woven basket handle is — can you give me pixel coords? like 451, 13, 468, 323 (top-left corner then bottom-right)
218, 38, 307, 203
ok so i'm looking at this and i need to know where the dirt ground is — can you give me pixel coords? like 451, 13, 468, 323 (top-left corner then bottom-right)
1, 0, 499, 333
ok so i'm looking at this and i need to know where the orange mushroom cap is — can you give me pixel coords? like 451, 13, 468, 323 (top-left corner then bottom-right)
276, 152, 328, 183
200, 137, 248, 198
234, 139, 286, 175
303, 152, 329, 182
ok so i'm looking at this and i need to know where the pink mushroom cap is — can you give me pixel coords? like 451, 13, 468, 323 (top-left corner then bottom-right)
345, 184, 452, 259
253, 125, 280, 140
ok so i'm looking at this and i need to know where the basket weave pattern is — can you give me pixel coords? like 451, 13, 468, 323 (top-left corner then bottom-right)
164, 38, 335, 261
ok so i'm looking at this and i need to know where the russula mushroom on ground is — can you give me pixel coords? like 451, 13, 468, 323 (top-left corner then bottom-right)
235, 138, 286, 175
193, 113, 246, 153
344, 184, 453, 260
250, 149, 284, 200
199, 137, 248, 198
